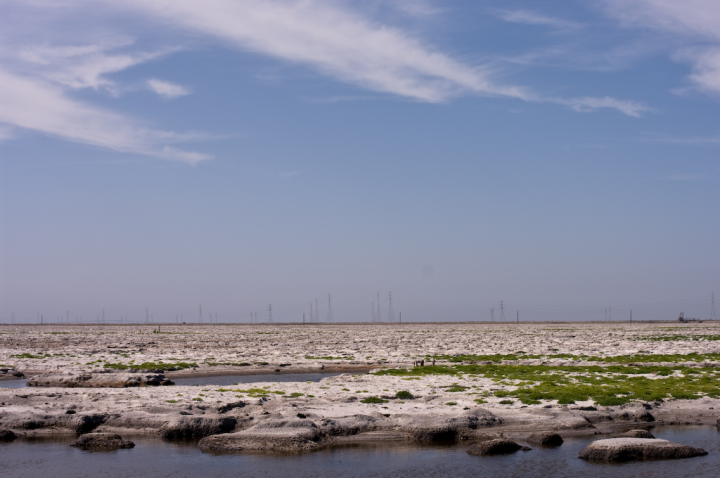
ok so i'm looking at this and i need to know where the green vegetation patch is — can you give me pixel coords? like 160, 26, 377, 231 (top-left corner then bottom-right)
103, 361, 197, 370
361, 396, 389, 404
395, 390, 414, 399
11, 353, 53, 359
375, 363, 720, 406
305, 355, 355, 360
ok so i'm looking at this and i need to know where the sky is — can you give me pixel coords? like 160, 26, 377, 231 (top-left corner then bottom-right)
0, 0, 718, 324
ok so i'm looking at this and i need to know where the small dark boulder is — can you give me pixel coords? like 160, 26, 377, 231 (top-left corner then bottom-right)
526, 432, 563, 447
467, 439, 522, 456
620, 429, 655, 439
0, 429, 17, 442
71, 433, 134, 449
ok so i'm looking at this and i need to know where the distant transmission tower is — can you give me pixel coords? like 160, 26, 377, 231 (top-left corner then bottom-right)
500, 301, 505, 322
268, 304, 273, 323
387, 292, 395, 322
310, 303, 314, 323
377, 292, 383, 322
327, 294, 334, 322
712, 293, 717, 321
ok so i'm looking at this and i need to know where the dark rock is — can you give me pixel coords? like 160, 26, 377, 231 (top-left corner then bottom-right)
71, 433, 134, 449
0, 429, 17, 441
521, 446, 532, 451
65, 410, 76, 415
215, 401, 246, 414
526, 432, 564, 447
620, 429, 655, 439
578, 438, 707, 462
467, 439, 522, 456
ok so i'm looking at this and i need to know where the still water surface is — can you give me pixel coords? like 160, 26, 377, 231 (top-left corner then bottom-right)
0, 371, 359, 388
1, 426, 719, 478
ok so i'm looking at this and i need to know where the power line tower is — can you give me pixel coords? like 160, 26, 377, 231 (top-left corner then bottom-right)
268, 304, 273, 323
310, 303, 314, 323
387, 292, 395, 323
376, 292, 382, 322
712, 293, 717, 321
327, 294, 334, 322
500, 301, 505, 322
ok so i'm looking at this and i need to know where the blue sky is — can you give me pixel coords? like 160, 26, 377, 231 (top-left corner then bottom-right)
0, 0, 718, 323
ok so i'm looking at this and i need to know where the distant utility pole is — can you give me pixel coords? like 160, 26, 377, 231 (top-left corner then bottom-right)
310, 303, 314, 323
327, 294, 334, 322
268, 304, 273, 323
712, 293, 717, 321
500, 301, 505, 322
66, 310, 69, 324
377, 293, 382, 322
387, 292, 395, 323
399, 312, 402, 324
609, 307, 612, 321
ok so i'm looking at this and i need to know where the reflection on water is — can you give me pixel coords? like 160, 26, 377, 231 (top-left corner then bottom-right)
172, 371, 359, 387
0, 426, 718, 478
0, 379, 28, 389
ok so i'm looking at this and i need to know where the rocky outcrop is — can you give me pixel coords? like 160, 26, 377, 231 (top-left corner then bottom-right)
578, 438, 707, 462
467, 439, 522, 456
0, 429, 17, 441
159, 416, 237, 439
0, 411, 106, 433
620, 429, 655, 439
526, 432, 563, 446
198, 418, 322, 452
71, 433, 135, 449
27, 372, 173, 388
398, 408, 502, 442
0, 368, 24, 380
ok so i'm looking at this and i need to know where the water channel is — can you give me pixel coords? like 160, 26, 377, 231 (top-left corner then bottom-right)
1, 426, 719, 477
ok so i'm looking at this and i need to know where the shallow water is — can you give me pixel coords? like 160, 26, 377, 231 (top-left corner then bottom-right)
0, 378, 29, 389
0, 371, 358, 388
1, 426, 719, 478
172, 371, 356, 386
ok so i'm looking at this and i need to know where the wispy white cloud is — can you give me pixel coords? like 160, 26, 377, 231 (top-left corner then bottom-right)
17, 41, 168, 93
557, 96, 652, 117
602, 0, 720, 96
147, 78, 191, 98
0, 0, 651, 162
0, 68, 211, 165
497, 9, 582, 31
